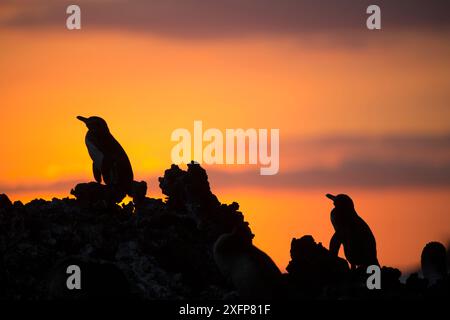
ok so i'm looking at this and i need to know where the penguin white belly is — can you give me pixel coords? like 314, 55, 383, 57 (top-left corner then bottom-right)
85, 138, 104, 170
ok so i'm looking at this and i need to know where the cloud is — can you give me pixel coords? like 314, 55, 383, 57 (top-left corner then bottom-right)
208, 133, 450, 189
1, 0, 449, 38
281, 134, 450, 169
288, 134, 450, 149
208, 159, 450, 189
2, 133, 449, 196
0, 179, 80, 195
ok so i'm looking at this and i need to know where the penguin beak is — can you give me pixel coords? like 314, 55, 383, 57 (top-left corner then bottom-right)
326, 194, 336, 201
77, 116, 88, 123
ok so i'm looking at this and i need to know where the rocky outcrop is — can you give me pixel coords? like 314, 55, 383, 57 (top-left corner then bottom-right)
0, 163, 448, 300
0, 163, 249, 300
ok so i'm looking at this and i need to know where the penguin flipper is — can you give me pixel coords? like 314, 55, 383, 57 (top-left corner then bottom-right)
93, 162, 102, 183
101, 158, 112, 185
329, 232, 342, 256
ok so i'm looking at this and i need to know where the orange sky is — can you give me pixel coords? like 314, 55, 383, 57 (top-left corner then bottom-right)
1, 1, 450, 273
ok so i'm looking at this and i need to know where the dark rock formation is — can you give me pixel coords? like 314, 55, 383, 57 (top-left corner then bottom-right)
286, 235, 350, 297
47, 257, 132, 300
285, 235, 423, 299
0, 194, 12, 210
158, 161, 246, 241
0, 164, 449, 300
213, 222, 284, 299
0, 163, 249, 300
70, 180, 148, 205
70, 182, 125, 205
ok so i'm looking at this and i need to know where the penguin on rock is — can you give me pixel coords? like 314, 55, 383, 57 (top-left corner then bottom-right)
326, 193, 379, 270
77, 116, 134, 200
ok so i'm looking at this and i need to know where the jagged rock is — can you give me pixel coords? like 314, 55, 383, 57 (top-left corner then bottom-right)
159, 164, 188, 209
71, 182, 126, 204
158, 162, 248, 240
0, 164, 245, 299
286, 235, 350, 295
380, 266, 402, 290
406, 272, 428, 296
159, 162, 219, 209
0, 164, 448, 300
0, 194, 12, 210
130, 180, 148, 204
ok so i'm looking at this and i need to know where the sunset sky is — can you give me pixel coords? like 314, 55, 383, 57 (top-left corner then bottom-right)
1, 0, 449, 273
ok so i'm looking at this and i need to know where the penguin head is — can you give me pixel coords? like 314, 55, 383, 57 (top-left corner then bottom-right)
326, 193, 355, 210
77, 116, 109, 133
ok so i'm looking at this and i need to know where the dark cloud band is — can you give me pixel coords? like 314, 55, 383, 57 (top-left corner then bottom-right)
2, 133, 450, 195
209, 161, 450, 189
1, 0, 449, 38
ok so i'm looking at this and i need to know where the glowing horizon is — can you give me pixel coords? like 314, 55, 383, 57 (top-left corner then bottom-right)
1, 1, 450, 275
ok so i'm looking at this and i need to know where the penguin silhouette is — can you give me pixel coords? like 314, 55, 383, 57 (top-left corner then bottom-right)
77, 116, 133, 196
326, 194, 379, 270
421, 242, 448, 287
213, 222, 284, 299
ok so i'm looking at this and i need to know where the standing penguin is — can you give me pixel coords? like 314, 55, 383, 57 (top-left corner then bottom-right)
77, 116, 133, 197
326, 194, 379, 270
213, 222, 284, 299
421, 242, 448, 287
